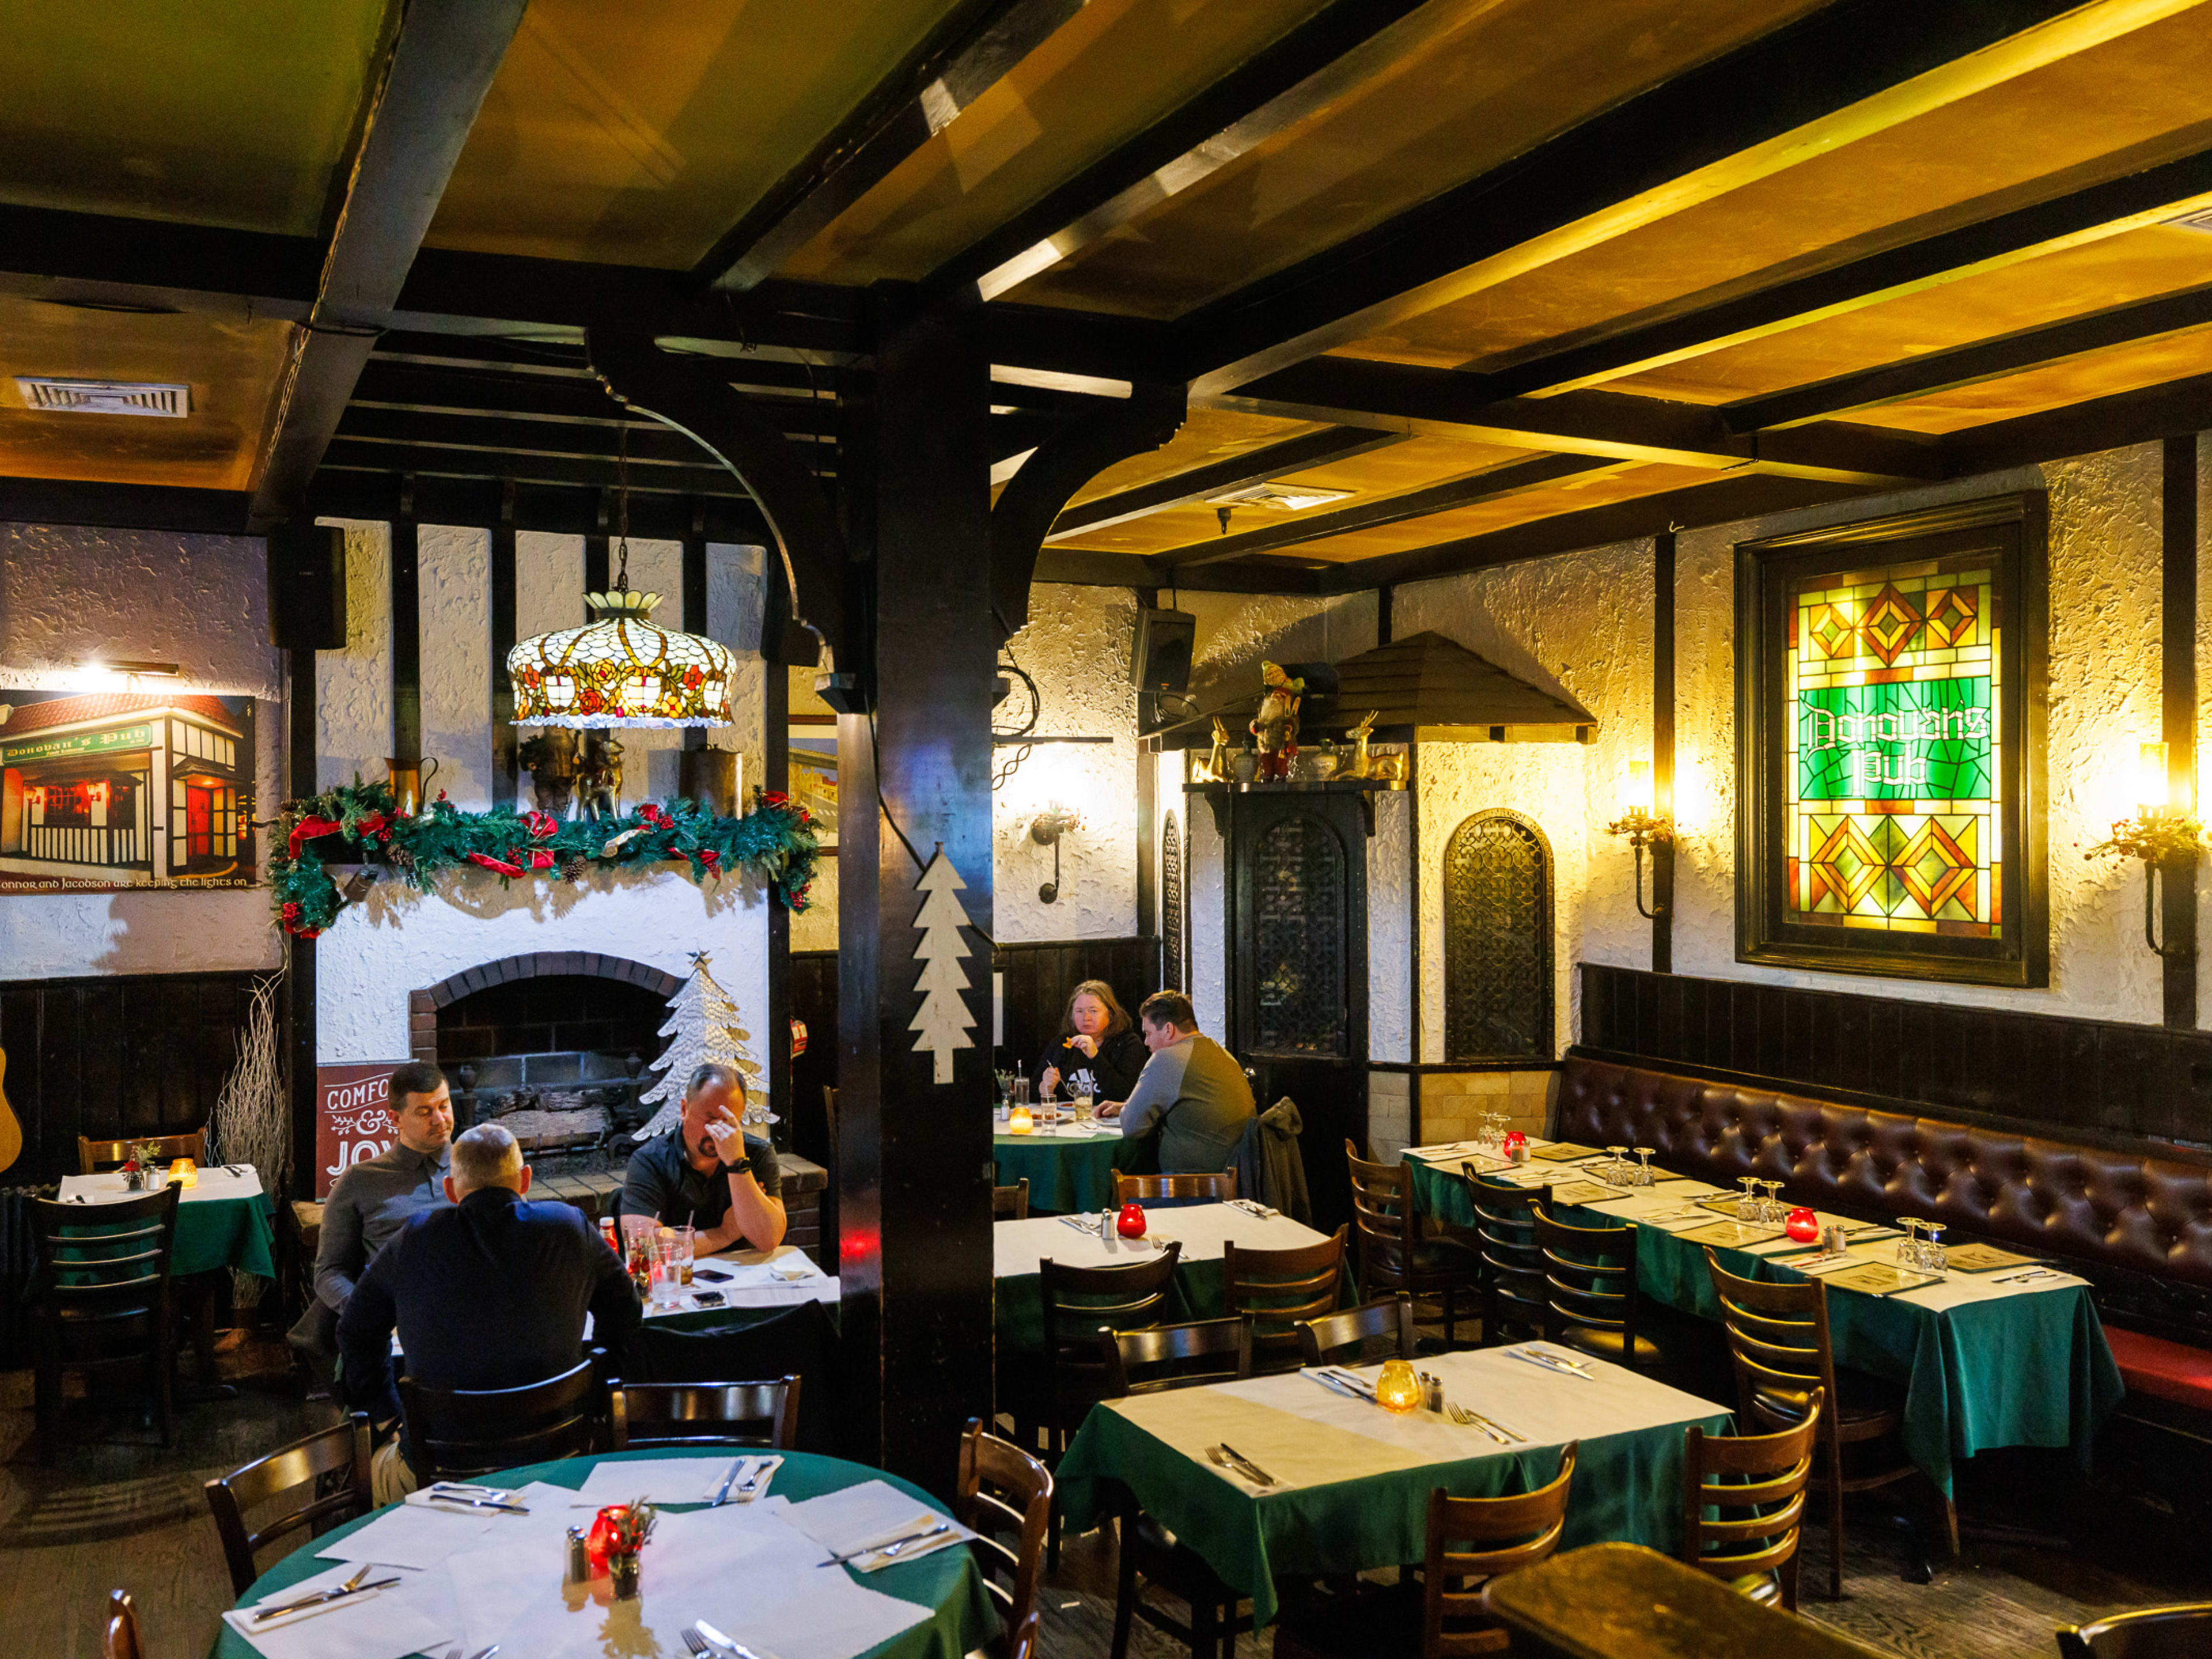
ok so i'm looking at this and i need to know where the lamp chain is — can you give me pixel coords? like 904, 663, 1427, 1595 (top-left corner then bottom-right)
613, 423, 631, 592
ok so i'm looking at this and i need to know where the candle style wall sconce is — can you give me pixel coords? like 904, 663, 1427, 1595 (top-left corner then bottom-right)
2089, 742, 2206, 958
1606, 761, 1673, 921
1029, 805, 1084, 904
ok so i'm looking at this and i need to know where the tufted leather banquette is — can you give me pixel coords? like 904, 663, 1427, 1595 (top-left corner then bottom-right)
1555, 1052, 2212, 1290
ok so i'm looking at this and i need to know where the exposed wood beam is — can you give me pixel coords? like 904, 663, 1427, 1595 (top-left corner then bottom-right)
0, 475, 252, 535
1312, 472, 1873, 593
1940, 367, 2212, 475
336, 405, 834, 464
934, 0, 1446, 300
1721, 283, 2212, 431
1032, 545, 1327, 593
700, 0, 1088, 293
1161, 453, 1621, 568
249, 0, 528, 528
1172, 0, 2198, 395
1210, 358, 1944, 484
1490, 143, 2212, 399
1044, 425, 1402, 541
305, 472, 774, 541
320, 439, 767, 495
353, 357, 841, 433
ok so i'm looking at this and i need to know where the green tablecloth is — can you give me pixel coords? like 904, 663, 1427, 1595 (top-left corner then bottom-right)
175, 1191, 277, 1279
992, 1128, 1151, 1213
1402, 1152, 2125, 1497
1057, 1373, 1729, 1625
209, 1448, 997, 1659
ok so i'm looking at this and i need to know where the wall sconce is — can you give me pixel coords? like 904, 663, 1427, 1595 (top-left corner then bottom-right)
1606, 761, 1673, 921
1029, 805, 1084, 904
2091, 741, 2205, 958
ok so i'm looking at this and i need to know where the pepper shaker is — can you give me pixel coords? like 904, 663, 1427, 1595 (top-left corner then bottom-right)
1421, 1372, 1444, 1413
1822, 1223, 1846, 1255
566, 1526, 592, 1584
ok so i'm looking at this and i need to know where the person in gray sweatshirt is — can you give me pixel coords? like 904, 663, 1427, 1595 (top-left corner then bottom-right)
1099, 990, 1255, 1176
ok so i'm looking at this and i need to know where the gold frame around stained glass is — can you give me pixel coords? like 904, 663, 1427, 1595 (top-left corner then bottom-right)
507, 587, 737, 729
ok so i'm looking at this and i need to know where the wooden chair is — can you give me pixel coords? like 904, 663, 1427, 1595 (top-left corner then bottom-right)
1009, 1609, 1041, 1659
1274, 1444, 1580, 1659
203, 1411, 374, 1594
1460, 1169, 1546, 1346
1703, 1250, 1948, 1600
994, 1179, 1031, 1221
609, 1377, 799, 1449
1296, 1293, 1416, 1369
1222, 1226, 1346, 1373
1346, 1140, 1480, 1347
2057, 1604, 2212, 1657
1531, 1202, 1666, 1372
79, 1130, 207, 1175
1113, 1170, 1237, 1204
1037, 1245, 1185, 1463
1100, 1316, 1255, 1396
32, 1184, 181, 1463
104, 1589, 145, 1659
397, 1355, 601, 1482
1683, 1391, 1822, 1612
957, 1417, 1054, 1651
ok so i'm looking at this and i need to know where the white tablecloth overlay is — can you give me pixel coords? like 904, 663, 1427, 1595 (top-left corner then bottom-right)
58, 1166, 264, 1205
993, 1200, 1330, 1279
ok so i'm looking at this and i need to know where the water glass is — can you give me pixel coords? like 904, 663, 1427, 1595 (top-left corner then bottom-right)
1072, 1090, 1094, 1127
1012, 1075, 1031, 1107
1896, 1218, 1925, 1270
1760, 1181, 1785, 1222
1633, 1148, 1657, 1187
1921, 1222, 1947, 1276
1605, 1145, 1631, 1185
1737, 1176, 1759, 1217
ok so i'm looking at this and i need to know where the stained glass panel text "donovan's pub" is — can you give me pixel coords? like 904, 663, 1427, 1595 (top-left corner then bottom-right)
1786, 559, 1999, 938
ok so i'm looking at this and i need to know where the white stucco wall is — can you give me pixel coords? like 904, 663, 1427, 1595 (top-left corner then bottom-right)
0, 521, 285, 976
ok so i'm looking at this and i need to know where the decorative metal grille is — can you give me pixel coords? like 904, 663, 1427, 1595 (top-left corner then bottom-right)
1161, 812, 1185, 992
1444, 811, 1553, 1061
1252, 815, 1347, 1056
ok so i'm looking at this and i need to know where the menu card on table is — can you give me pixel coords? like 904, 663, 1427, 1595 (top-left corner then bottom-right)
1942, 1243, 2045, 1274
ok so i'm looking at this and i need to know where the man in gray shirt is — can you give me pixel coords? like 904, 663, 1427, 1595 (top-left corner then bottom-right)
1099, 991, 1256, 1175
287, 1060, 455, 1386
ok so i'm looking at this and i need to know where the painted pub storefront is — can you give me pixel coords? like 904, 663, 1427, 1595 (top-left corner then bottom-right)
0, 691, 256, 891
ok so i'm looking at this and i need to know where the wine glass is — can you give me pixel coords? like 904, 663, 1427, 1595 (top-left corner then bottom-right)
1635, 1147, 1656, 1187
1896, 1218, 1925, 1270
1605, 1146, 1630, 1186
1760, 1181, 1785, 1222
1921, 1222, 1946, 1276
1736, 1176, 1759, 1217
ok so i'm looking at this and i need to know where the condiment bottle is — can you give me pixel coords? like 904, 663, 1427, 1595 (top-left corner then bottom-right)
566, 1525, 592, 1583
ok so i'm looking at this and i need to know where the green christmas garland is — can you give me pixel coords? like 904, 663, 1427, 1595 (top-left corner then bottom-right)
270, 778, 820, 938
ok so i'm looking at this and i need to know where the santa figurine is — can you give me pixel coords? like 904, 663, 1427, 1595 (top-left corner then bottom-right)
1250, 660, 1305, 782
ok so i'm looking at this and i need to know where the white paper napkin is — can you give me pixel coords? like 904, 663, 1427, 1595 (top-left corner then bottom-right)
779, 1479, 975, 1571
225, 1560, 459, 1659
574, 1456, 775, 1506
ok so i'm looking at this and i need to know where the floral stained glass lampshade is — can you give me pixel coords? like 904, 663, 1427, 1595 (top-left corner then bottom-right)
506, 588, 735, 729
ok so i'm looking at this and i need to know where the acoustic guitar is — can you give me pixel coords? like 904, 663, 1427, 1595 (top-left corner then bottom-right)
0, 1045, 18, 1175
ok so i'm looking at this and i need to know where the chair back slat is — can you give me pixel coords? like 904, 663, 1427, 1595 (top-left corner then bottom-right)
1295, 1293, 1415, 1368
993, 1180, 1031, 1221
958, 1418, 1053, 1643
2056, 1603, 2212, 1659
1426, 1442, 1578, 1654
104, 1589, 145, 1659
1100, 1316, 1254, 1396
609, 1377, 799, 1450
1223, 1228, 1346, 1371
1113, 1171, 1237, 1204
1681, 1391, 1822, 1609
1039, 1246, 1183, 1439
35, 1187, 181, 1331
1345, 1140, 1416, 1293
1704, 1249, 1840, 1427
1532, 1205, 1642, 1361
398, 1355, 601, 1481
79, 1130, 206, 1175
203, 1413, 374, 1594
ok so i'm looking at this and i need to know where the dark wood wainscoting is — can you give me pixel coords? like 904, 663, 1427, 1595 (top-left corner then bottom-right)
1581, 963, 2212, 1148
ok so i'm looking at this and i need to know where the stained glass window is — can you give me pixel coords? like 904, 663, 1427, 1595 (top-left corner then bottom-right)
1784, 558, 2000, 938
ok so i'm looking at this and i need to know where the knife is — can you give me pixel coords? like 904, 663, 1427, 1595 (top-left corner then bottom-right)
251, 1577, 400, 1621
1506, 1349, 1594, 1381
1217, 1443, 1278, 1486
819, 1517, 952, 1566
1466, 1407, 1527, 1442
695, 1619, 781, 1659
424, 1490, 529, 1514
710, 1456, 753, 1507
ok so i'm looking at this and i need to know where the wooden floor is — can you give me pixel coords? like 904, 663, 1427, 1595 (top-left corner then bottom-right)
4, 1338, 2206, 1658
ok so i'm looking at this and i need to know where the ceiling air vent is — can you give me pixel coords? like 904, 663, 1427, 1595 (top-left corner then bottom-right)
2167, 208, 2212, 234
1204, 480, 1353, 512
15, 377, 191, 418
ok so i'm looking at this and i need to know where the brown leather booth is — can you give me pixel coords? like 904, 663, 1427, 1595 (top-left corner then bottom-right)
1555, 1051, 2212, 1291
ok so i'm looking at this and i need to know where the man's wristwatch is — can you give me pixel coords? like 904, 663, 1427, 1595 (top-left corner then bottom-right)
720, 1157, 753, 1180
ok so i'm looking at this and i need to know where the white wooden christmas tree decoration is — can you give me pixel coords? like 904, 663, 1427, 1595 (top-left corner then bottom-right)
910, 846, 977, 1084
632, 950, 772, 1140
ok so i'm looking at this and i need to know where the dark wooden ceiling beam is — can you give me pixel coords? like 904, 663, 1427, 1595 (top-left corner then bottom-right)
249, 0, 529, 528
0, 475, 254, 535
352, 357, 840, 432
932, 0, 1446, 301
306, 472, 775, 541
1209, 358, 1944, 484
1941, 367, 2212, 475
319, 439, 777, 495
1487, 145, 2212, 400
1044, 425, 1402, 540
699, 0, 1088, 293
1169, 0, 2142, 396
1162, 453, 1620, 568
333, 404, 840, 466
1032, 544, 1327, 593
1720, 282, 2212, 431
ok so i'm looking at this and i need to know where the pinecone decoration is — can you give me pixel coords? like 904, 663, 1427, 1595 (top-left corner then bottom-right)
388, 846, 417, 873
561, 855, 588, 881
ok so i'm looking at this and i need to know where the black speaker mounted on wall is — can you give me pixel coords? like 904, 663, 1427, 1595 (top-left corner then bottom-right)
1128, 605, 1195, 694
267, 523, 348, 651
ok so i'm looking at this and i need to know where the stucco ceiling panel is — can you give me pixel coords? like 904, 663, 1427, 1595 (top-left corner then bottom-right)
1850, 325, 2212, 433
0, 1, 393, 234
426, 0, 968, 268
1060, 406, 1324, 505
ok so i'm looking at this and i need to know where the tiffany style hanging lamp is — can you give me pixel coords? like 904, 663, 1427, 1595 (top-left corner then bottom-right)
505, 431, 736, 729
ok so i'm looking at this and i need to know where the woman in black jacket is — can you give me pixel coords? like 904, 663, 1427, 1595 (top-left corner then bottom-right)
1037, 980, 1149, 1104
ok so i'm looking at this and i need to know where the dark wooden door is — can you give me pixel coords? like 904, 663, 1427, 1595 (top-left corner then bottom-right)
1225, 787, 1368, 1234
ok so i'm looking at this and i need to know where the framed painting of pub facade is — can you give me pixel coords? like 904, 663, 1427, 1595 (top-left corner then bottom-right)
1736, 494, 2048, 987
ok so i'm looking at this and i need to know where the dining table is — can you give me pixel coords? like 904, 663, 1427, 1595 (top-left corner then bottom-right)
213, 1447, 998, 1659
1398, 1136, 2126, 1497
56, 1165, 276, 1279
993, 1200, 1344, 1353
1055, 1341, 1733, 1626
991, 1114, 1153, 1213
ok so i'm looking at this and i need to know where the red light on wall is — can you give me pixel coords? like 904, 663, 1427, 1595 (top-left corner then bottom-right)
88, 781, 109, 806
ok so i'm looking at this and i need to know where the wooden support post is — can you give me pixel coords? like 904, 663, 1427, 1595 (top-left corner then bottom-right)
391, 506, 421, 764
1135, 585, 1158, 940
1652, 531, 1676, 975
763, 557, 792, 1149
490, 486, 517, 808
2164, 435, 2198, 1028
835, 290, 997, 1495
683, 507, 709, 754
286, 619, 319, 1203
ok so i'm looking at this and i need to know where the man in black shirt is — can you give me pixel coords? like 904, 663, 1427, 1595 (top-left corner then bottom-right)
338, 1122, 641, 1499
620, 1062, 786, 1252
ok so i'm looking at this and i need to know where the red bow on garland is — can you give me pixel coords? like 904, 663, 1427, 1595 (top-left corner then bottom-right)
523, 810, 559, 840
287, 810, 387, 860
467, 851, 528, 878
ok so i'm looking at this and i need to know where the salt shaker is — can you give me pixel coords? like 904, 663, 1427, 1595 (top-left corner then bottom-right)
1422, 1372, 1444, 1413
1099, 1207, 1115, 1243
566, 1525, 592, 1584
1822, 1223, 1846, 1255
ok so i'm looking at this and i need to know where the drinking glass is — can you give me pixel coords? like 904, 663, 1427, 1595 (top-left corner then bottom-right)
1072, 1090, 1094, 1128
1635, 1148, 1657, 1187
1896, 1218, 1925, 1270
649, 1239, 683, 1308
1737, 1176, 1759, 1217
1012, 1074, 1031, 1107
676, 1225, 695, 1287
1605, 1145, 1630, 1185
1760, 1181, 1785, 1222
1921, 1222, 1946, 1275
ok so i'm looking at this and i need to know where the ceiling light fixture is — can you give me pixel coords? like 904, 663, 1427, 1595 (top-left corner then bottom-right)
1203, 481, 1354, 512
86, 658, 183, 679
505, 428, 736, 729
